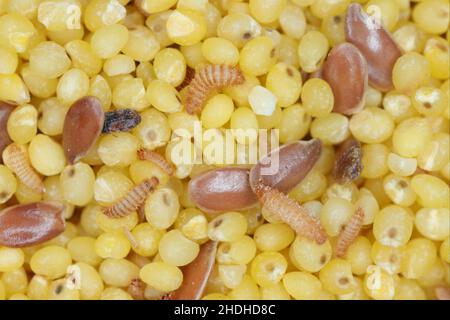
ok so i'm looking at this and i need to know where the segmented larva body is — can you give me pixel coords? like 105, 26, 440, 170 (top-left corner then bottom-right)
137, 148, 174, 176
2, 143, 44, 194
176, 66, 196, 91
335, 207, 365, 257
137, 203, 146, 223
254, 183, 327, 244
102, 177, 159, 218
185, 64, 245, 115
435, 286, 450, 300
127, 278, 146, 300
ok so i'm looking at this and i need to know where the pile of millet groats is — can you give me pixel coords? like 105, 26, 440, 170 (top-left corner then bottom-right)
0, 0, 449, 300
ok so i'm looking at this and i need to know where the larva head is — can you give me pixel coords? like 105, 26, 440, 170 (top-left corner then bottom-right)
253, 179, 272, 200
144, 176, 160, 190
137, 148, 147, 161
354, 207, 365, 223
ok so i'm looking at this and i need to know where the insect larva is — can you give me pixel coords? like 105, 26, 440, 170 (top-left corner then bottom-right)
127, 278, 146, 300
137, 148, 174, 176
185, 64, 245, 115
176, 66, 196, 91
2, 143, 45, 194
102, 177, 159, 218
254, 182, 327, 244
335, 207, 365, 257
435, 286, 450, 300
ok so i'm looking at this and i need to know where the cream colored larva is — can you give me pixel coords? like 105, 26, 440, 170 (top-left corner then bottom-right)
335, 207, 365, 258
185, 64, 245, 115
254, 182, 328, 245
102, 177, 159, 218
2, 143, 45, 194
137, 148, 174, 176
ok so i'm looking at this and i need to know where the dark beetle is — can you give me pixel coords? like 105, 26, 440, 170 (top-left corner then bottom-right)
102, 109, 142, 134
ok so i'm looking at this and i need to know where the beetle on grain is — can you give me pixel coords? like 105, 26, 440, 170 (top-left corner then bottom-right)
102, 109, 142, 134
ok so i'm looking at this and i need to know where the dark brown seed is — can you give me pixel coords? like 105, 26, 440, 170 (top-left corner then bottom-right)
323, 43, 368, 116
163, 241, 218, 300
188, 167, 258, 213
345, 3, 402, 92
0, 102, 14, 164
333, 138, 363, 184
102, 109, 141, 134
0, 201, 66, 248
62, 96, 105, 165
249, 139, 322, 194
